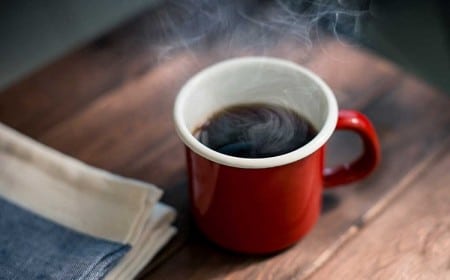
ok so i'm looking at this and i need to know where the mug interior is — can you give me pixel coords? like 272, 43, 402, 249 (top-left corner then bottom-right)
174, 57, 338, 168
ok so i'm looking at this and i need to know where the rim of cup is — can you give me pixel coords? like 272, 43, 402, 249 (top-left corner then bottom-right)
174, 57, 338, 169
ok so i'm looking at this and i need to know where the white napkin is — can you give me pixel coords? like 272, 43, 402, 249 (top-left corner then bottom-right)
0, 122, 176, 279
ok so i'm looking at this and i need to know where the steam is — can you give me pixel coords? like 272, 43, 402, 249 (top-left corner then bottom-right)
137, 1, 371, 157
196, 103, 316, 158
153, 0, 370, 58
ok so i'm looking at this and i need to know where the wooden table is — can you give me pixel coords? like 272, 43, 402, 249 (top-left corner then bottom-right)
1, 4, 449, 279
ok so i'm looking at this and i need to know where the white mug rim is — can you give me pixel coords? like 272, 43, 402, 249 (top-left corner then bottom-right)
174, 57, 338, 169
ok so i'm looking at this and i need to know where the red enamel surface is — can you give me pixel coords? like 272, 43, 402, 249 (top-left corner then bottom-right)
185, 110, 380, 253
324, 110, 381, 188
186, 148, 324, 253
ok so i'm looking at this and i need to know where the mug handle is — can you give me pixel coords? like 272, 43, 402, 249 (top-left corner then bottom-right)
323, 110, 381, 188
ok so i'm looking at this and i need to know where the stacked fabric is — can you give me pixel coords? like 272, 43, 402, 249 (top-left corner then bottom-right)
0, 123, 176, 279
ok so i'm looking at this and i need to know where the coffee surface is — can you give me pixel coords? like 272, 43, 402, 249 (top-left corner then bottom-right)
195, 103, 317, 158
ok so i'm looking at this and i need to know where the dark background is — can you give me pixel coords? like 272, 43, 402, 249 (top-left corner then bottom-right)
1, 0, 449, 93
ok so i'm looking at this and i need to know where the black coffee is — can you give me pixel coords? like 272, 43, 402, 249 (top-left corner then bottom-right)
195, 103, 317, 158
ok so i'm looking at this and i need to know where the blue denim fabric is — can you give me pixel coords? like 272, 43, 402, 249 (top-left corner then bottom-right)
0, 196, 130, 280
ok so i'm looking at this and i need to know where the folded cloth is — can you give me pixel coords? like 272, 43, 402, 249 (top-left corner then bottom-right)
0, 122, 177, 279
0, 122, 162, 242
105, 204, 176, 280
0, 196, 130, 280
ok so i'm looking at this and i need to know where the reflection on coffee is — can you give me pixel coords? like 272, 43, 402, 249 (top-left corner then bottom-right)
195, 103, 317, 158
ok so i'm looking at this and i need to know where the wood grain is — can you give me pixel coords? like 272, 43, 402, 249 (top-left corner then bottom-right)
311, 142, 450, 280
0, 37, 154, 137
1, 3, 449, 279
144, 74, 450, 280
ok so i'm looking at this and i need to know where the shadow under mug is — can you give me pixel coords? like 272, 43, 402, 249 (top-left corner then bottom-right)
174, 57, 380, 254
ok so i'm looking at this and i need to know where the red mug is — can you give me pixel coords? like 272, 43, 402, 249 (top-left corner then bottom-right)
174, 57, 380, 253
